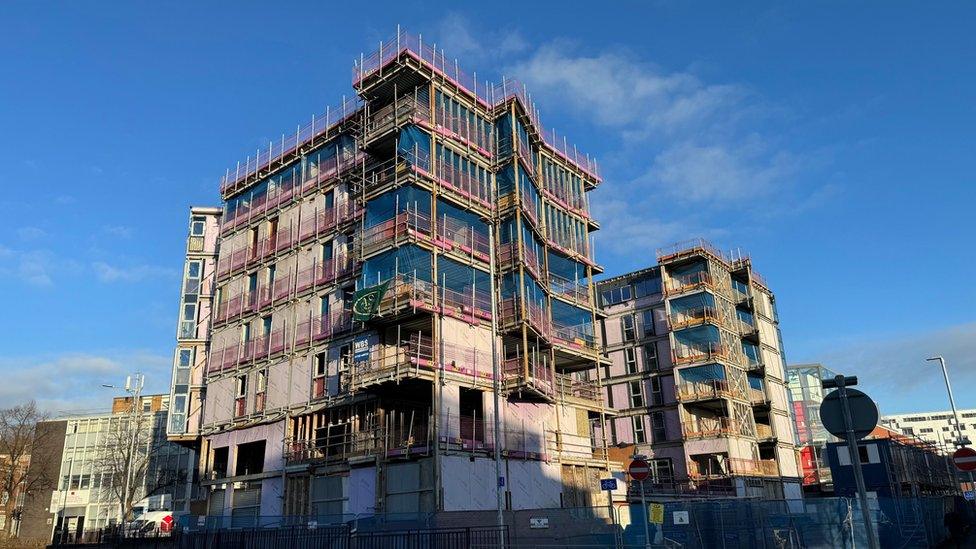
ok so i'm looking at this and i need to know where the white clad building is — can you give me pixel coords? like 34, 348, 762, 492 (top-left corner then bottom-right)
881, 409, 976, 448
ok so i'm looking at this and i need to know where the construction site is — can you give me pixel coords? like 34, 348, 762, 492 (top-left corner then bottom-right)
171, 28, 612, 520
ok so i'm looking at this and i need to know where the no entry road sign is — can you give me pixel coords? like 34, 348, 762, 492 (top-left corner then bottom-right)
953, 447, 976, 472
629, 459, 650, 481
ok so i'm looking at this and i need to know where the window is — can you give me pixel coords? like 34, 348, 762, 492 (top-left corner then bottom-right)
624, 348, 638, 375
190, 216, 206, 236
633, 417, 646, 444
314, 352, 327, 377
633, 276, 661, 298
651, 411, 667, 441
601, 285, 632, 307
628, 381, 644, 408
262, 315, 272, 336
650, 458, 673, 484
640, 309, 655, 337
621, 315, 636, 342
256, 370, 267, 393
266, 265, 276, 287
643, 343, 658, 371
650, 376, 662, 406
605, 386, 614, 408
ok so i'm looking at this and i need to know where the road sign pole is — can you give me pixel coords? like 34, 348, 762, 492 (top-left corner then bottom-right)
639, 480, 651, 549
838, 376, 879, 549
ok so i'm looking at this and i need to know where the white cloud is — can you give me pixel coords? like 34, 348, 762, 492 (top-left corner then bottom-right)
0, 351, 172, 412
798, 322, 976, 415
101, 225, 134, 239
0, 248, 58, 287
434, 13, 528, 68
92, 261, 175, 283
16, 226, 46, 241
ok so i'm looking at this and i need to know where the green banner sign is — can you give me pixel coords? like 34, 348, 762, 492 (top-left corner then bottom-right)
352, 281, 389, 322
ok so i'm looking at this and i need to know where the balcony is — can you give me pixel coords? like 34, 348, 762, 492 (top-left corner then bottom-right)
344, 333, 495, 393
672, 341, 731, 366
687, 457, 779, 479
434, 159, 493, 212
749, 387, 770, 406
434, 106, 492, 158
755, 423, 775, 440
283, 428, 382, 465
549, 272, 591, 308
363, 95, 431, 146
359, 210, 432, 259
657, 238, 730, 265
550, 322, 599, 356
373, 274, 492, 326
503, 356, 554, 399
676, 379, 743, 403
498, 242, 546, 283
669, 306, 723, 332
554, 374, 603, 411
499, 298, 551, 338
665, 271, 715, 297
682, 417, 752, 439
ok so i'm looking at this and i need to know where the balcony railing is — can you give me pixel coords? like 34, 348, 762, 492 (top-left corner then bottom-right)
220, 151, 363, 236
555, 374, 602, 409
498, 241, 546, 283
665, 271, 715, 296
502, 356, 554, 398
681, 417, 749, 439
344, 333, 496, 392
669, 306, 722, 331
434, 107, 492, 156
550, 322, 598, 353
435, 157, 493, 210
549, 272, 591, 307
360, 209, 432, 258
352, 30, 600, 180
676, 379, 743, 402
672, 341, 730, 366
687, 457, 779, 479
749, 387, 769, 406
499, 298, 551, 338
364, 95, 431, 144
657, 238, 730, 264
219, 96, 361, 196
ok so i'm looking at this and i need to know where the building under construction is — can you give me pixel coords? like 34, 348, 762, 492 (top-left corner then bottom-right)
172, 29, 611, 519
596, 240, 803, 499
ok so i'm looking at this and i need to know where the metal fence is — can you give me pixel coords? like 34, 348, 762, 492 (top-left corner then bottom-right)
50, 496, 963, 548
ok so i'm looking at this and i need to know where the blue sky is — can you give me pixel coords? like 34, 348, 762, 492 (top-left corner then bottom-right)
1, 2, 973, 415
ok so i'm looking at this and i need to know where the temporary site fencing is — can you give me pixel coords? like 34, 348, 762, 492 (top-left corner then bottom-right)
150, 496, 961, 549
49, 497, 957, 548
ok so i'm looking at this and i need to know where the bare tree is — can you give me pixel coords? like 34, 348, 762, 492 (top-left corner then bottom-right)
92, 407, 181, 523
0, 401, 53, 538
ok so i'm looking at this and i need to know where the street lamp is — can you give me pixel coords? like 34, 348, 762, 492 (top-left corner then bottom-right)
927, 356, 974, 492
102, 373, 144, 526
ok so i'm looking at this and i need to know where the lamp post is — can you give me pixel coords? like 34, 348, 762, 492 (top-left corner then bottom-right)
102, 373, 144, 525
927, 356, 975, 492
